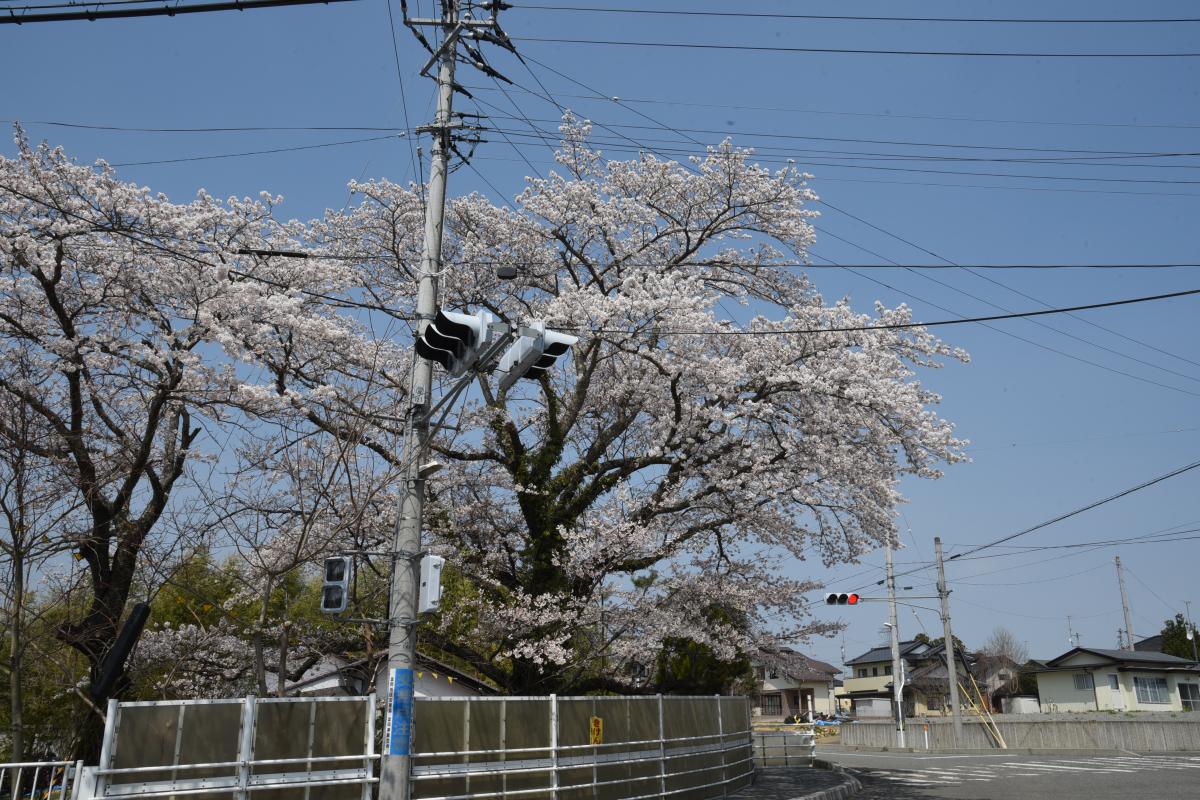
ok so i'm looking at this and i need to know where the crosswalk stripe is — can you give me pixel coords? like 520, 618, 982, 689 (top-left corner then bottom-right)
1108, 758, 1196, 769
998, 762, 1124, 773
1048, 760, 1137, 772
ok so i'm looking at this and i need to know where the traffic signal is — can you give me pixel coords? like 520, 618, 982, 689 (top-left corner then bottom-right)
320, 556, 353, 613
415, 308, 498, 376
825, 592, 860, 605
496, 320, 579, 392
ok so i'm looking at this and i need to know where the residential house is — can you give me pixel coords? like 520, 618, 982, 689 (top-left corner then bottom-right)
970, 652, 1021, 710
752, 650, 840, 719
836, 639, 975, 718
1031, 647, 1200, 712
288, 652, 497, 698
1134, 635, 1163, 653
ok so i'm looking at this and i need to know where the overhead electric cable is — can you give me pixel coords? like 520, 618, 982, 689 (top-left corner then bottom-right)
518, 5, 1200, 25
461, 83, 1200, 131
945, 459, 1200, 562
106, 135, 402, 167
821, 199, 1200, 372
586, 287, 1200, 336
812, 216, 1200, 384
506, 54, 1200, 396
0, 0, 358, 23
513, 36, 1200, 59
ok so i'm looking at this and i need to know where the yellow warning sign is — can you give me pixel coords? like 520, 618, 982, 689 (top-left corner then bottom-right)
589, 716, 603, 745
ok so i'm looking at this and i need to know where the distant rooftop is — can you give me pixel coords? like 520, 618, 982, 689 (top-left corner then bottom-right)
845, 640, 930, 666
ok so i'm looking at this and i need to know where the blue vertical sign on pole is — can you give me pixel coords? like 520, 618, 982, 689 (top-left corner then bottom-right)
386, 667, 415, 756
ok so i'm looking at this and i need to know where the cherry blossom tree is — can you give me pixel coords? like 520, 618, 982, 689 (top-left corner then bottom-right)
313, 117, 969, 694
0, 129, 404, 752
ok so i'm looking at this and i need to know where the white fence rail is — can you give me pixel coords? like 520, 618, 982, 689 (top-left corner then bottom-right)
0, 760, 84, 800
751, 727, 816, 767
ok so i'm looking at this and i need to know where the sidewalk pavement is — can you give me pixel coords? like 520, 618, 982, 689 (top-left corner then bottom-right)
730, 764, 861, 800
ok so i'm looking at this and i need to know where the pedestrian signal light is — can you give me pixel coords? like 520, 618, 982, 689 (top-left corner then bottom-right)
321, 556, 353, 614
825, 592, 859, 605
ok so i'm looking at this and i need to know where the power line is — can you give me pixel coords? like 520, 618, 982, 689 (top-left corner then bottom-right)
501, 53, 1200, 400
819, 198, 1200, 374
460, 83, 1200, 132
497, 55, 1200, 418
106, 135, 404, 167
0, 0, 358, 23
945, 459, 1200, 563
2, 120, 409, 133
29, 114, 1200, 163
586, 288, 1200, 337
488, 128, 1200, 185
517, 5, 1200, 25
512, 35, 1200, 59
468, 151, 1200, 197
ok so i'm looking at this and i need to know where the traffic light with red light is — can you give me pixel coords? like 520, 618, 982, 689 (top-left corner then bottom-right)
825, 592, 860, 605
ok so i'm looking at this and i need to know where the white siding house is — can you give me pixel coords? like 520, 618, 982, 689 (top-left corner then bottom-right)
753, 651, 840, 719
1032, 647, 1200, 713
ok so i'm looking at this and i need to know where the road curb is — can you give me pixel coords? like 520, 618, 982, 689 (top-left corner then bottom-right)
784, 760, 860, 800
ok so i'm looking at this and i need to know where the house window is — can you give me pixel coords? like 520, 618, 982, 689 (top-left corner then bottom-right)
872, 667, 879, 676
1133, 676, 1170, 704
1179, 683, 1200, 711
1073, 674, 1094, 691
767, 668, 779, 680
759, 693, 783, 716
857, 668, 867, 678
884, 665, 892, 675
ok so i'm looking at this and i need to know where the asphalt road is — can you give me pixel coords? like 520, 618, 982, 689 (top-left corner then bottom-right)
818, 749, 1200, 799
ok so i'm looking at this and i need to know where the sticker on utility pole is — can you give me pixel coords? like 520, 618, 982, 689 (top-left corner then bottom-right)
589, 716, 603, 745
386, 668, 415, 755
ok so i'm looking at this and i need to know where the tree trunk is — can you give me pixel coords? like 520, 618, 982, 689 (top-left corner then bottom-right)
254, 578, 272, 696
277, 606, 288, 698
8, 548, 24, 762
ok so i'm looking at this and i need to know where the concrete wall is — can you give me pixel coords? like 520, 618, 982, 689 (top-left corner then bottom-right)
842, 714, 1200, 751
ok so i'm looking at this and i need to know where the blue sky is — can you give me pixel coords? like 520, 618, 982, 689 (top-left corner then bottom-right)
4, 0, 1200, 671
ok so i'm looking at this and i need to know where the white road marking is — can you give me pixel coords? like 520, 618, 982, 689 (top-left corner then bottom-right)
1041, 762, 1132, 772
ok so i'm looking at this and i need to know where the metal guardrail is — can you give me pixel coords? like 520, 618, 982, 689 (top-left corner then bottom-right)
410, 694, 754, 800
87, 695, 376, 800
0, 760, 84, 800
752, 726, 816, 767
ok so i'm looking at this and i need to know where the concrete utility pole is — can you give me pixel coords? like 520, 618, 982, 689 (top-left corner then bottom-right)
1116, 556, 1135, 651
380, 12, 458, 800
934, 537, 963, 745
886, 542, 906, 748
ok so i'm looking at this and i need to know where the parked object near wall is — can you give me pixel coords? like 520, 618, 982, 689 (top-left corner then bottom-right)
1000, 696, 1041, 714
